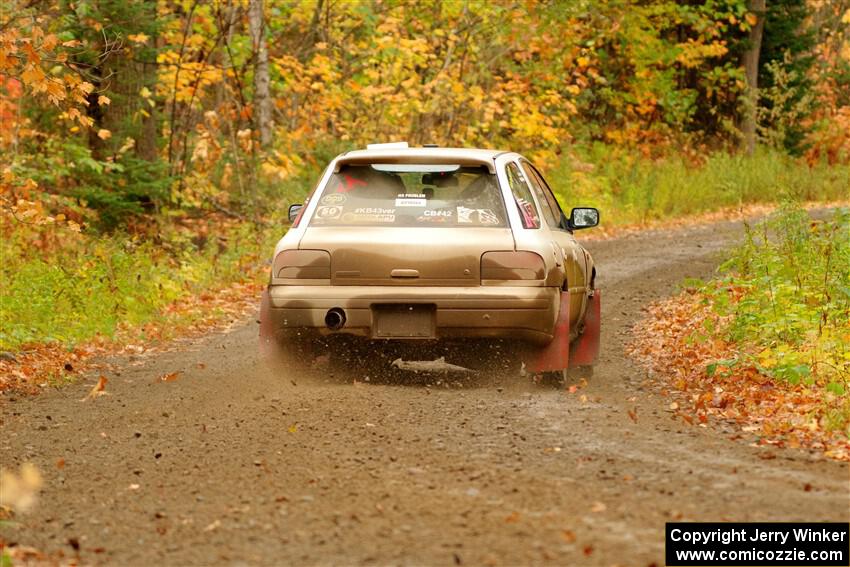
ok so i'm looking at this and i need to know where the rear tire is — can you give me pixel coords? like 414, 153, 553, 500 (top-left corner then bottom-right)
539, 368, 568, 388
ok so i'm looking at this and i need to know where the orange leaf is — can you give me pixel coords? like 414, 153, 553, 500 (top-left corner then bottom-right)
158, 371, 182, 382
81, 375, 109, 401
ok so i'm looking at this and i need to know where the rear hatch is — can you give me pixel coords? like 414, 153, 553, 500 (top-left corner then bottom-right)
299, 226, 515, 286
299, 162, 516, 286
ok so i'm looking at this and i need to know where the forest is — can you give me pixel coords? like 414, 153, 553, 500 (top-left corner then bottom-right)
2, 2, 850, 563
0, 0, 848, 383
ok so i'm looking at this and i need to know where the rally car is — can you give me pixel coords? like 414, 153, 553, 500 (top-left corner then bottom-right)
259, 143, 600, 382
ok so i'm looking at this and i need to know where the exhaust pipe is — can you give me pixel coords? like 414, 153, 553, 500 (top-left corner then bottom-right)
325, 308, 346, 330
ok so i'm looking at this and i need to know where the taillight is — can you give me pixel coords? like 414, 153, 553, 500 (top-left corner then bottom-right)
273, 250, 331, 280
481, 251, 545, 281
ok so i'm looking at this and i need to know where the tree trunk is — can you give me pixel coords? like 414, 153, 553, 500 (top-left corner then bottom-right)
249, 0, 272, 148
741, 0, 766, 155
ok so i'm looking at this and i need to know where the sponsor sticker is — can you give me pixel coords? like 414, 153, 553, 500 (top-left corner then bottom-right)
395, 193, 427, 207
478, 209, 500, 225
396, 198, 426, 207
315, 205, 342, 219
417, 214, 449, 223
456, 206, 500, 225
340, 212, 395, 223
456, 206, 474, 223
321, 193, 346, 205
354, 207, 395, 215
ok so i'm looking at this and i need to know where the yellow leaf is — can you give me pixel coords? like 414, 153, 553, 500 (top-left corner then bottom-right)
745, 13, 758, 26
127, 33, 150, 44
20, 65, 45, 86
97, 128, 111, 140
41, 34, 58, 52
98, 95, 111, 106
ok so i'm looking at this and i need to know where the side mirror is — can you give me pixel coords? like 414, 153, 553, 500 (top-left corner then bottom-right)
569, 207, 599, 230
288, 204, 303, 223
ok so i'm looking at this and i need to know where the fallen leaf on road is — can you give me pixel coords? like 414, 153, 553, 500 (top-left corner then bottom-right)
591, 501, 607, 513
81, 376, 109, 401
128, 483, 140, 490
56, 458, 65, 469
0, 463, 43, 513
157, 371, 182, 382
504, 512, 521, 523
628, 407, 638, 423
561, 529, 576, 543
287, 424, 298, 433
669, 401, 679, 411
203, 519, 221, 532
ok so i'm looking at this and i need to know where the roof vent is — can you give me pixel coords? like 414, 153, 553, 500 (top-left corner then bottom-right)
366, 142, 409, 150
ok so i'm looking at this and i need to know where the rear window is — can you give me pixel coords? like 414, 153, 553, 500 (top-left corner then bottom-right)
309, 165, 508, 228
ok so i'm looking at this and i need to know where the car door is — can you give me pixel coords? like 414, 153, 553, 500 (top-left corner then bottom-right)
519, 160, 589, 326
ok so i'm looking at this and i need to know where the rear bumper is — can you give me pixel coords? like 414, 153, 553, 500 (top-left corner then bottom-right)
263, 285, 560, 344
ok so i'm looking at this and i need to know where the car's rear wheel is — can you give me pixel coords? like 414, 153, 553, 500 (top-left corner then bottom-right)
540, 368, 568, 387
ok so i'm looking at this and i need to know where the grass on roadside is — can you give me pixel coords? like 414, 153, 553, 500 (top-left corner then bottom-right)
0, 218, 274, 353
700, 205, 850, 430
630, 203, 850, 459
548, 145, 850, 225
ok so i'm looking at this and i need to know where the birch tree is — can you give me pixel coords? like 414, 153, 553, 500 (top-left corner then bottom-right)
249, 0, 272, 148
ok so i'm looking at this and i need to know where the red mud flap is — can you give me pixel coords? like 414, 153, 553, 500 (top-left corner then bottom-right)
570, 290, 601, 366
527, 291, 570, 373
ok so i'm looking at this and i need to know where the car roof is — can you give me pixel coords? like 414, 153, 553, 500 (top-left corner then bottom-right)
334, 147, 512, 173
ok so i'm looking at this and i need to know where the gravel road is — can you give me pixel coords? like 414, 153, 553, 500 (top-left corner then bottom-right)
2, 219, 848, 566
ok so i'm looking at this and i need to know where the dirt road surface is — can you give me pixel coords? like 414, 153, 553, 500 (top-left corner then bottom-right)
2, 219, 848, 566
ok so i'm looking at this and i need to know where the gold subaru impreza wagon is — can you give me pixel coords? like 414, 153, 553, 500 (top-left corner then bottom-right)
259, 143, 600, 381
